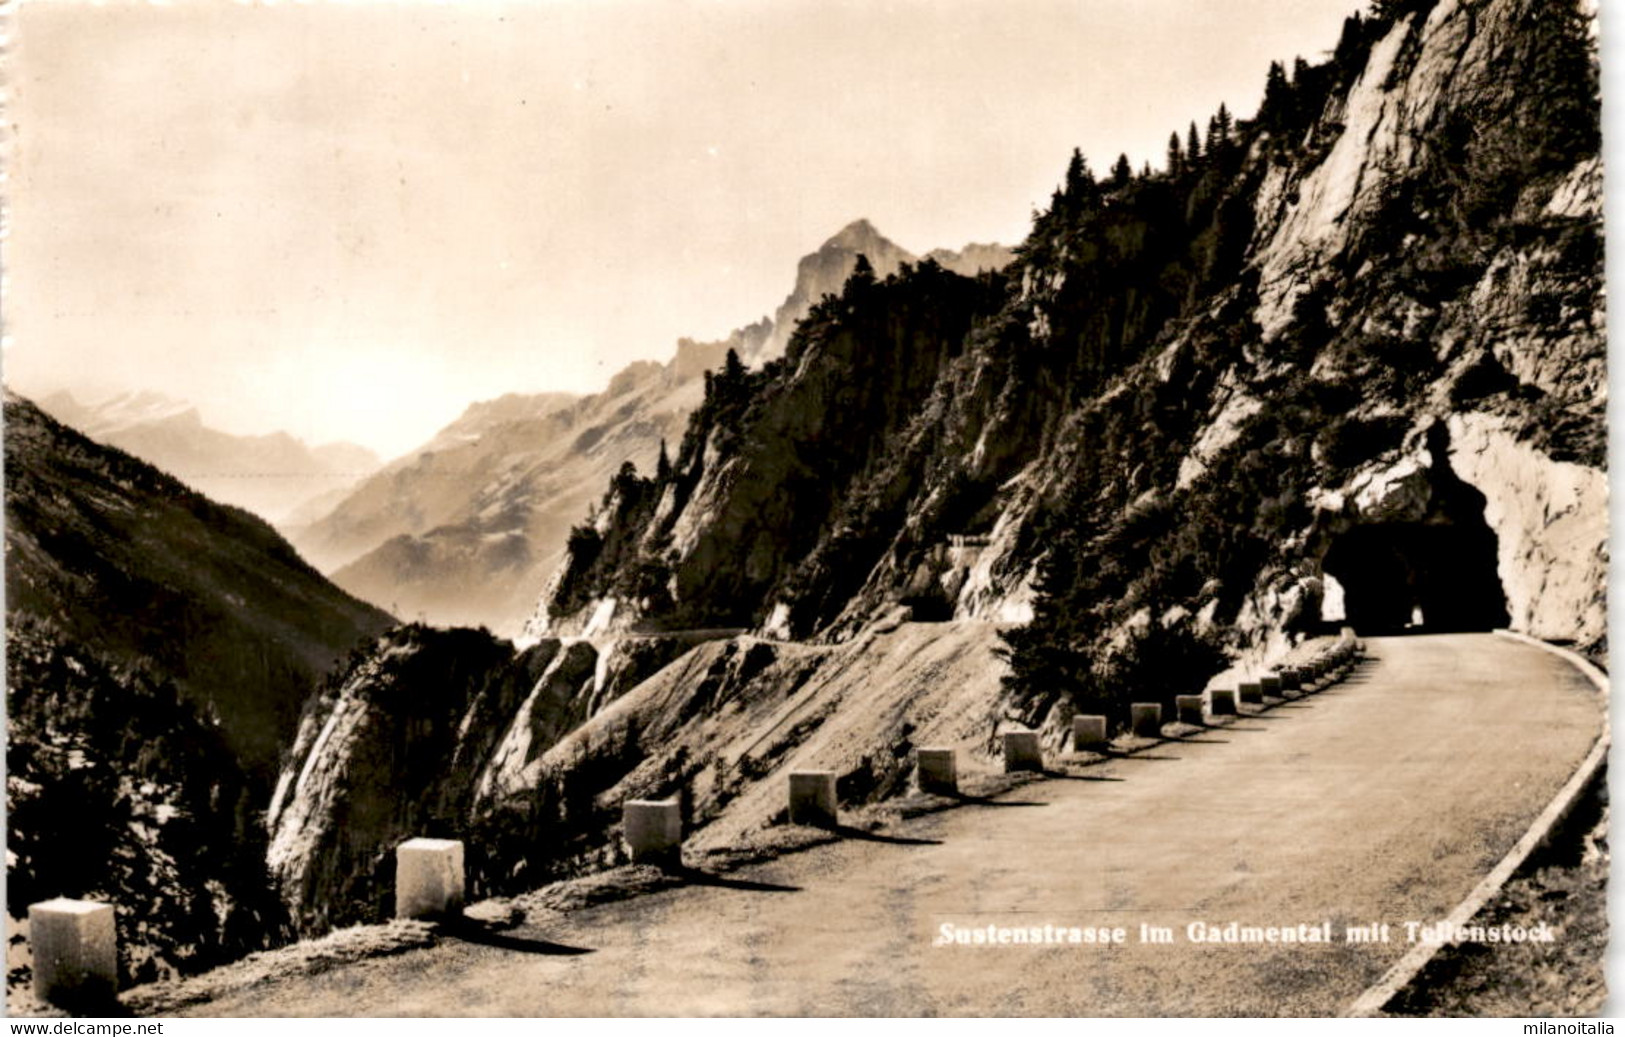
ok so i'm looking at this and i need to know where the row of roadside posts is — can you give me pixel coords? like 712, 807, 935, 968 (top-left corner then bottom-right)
27, 630, 1362, 1011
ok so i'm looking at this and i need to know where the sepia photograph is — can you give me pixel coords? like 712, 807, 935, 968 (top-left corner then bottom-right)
0, 0, 1609, 1021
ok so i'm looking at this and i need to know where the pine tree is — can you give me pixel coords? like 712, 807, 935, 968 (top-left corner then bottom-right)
1261, 60, 1290, 128
1187, 121, 1202, 164
1166, 132, 1184, 176
1111, 153, 1133, 187
656, 439, 672, 483
1206, 103, 1233, 158
1061, 148, 1098, 216
1064, 147, 1090, 197
847, 254, 877, 292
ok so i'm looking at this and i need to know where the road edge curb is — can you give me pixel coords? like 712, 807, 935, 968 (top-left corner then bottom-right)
1341, 629, 1611, 1017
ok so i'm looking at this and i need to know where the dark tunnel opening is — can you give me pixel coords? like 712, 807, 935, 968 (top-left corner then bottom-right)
1322, 521, 1510, 633
1320, 427, 1511, 635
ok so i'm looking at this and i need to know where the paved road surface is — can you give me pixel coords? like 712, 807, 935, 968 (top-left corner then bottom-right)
194, 633, 1602, 1016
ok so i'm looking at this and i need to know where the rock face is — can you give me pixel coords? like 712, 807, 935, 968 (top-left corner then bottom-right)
37, 390, 381, 526
265, 625, 715, 932
267, 617, 1008, 930
4, 393, 393, 981
536, 0, 1603, 661
291, 222, 1012, 636
754, 219, 1014, 363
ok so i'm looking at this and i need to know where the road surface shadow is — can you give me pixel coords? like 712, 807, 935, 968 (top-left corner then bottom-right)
833, 823, 943, 846
1040, 769, 1125, 782
666, 865, 801, 893
951, 792, 1048, 808
442, 918, 595, 956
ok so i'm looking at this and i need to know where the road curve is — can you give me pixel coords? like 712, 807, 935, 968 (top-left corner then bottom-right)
192, 633, 1603, 1017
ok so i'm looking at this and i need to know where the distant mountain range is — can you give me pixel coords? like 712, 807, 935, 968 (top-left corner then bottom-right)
287, 221, 1013, 635
37, 390, 382, 525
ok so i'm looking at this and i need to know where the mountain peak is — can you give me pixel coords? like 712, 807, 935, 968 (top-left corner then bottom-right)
822, 218, 897, 255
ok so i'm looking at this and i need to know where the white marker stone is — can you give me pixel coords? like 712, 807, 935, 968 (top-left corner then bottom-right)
29, 898, 117, 1008
788, 771, 839, 828
1002, 730, 1043, 773
1176, 695, 1205, 725
1130, 703, 1163, 737
1073, 715, 1109, 751
395, 838, 465, 920
623, 799, 683, 863
916, 748, 958, 795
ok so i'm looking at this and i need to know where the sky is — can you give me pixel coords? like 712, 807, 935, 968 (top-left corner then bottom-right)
5, 0, 1369, 459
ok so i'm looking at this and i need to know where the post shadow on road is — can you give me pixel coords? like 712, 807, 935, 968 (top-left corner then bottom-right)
1039, 769, 1125, 782
664, 864, 802, 893
833, 823, 943, 846
441, 917, 595, 956
949, 792, 1048, 808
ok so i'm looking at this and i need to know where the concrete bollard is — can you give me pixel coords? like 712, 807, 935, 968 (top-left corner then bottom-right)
395, 838, 465, 920
788, 771, 839, 828
1176, 695, 1205, 726
1210, 689, 1237, 716
1280, 668, 1301, 692
1260, 674, 1283, 698
1239, 681, 1263, 705
1073, 714, 1109, 751
1130, 703, 1163, 738
29, 898, 117, 1009
623, 799, 683, 863
1003, 730, 1043, 773
916, 748, 958, 795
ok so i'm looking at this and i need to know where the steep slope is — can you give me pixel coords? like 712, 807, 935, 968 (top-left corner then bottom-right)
4, 392, 395, 983
4, 392, 396, 784
264, 625, 712, 932
38, 390, 381, 525
7, 620, 290, 986
535, 0, 1604, 689
294, 222, 1012, 636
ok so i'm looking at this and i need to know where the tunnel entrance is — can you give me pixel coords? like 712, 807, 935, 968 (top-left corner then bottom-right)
1319, 425, 1511, 635
1322, 522, 1509, 633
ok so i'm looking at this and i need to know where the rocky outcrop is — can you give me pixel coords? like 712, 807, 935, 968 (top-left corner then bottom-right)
537, 0, 1602, 668
1445, 412, 1607, 644
265, 626, 712, 932
754, 219, 1014, 362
